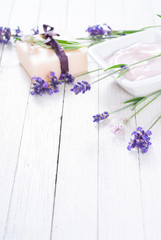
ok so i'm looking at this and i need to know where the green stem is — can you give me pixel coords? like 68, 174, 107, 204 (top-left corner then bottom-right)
111, 102, 135, 114
132, 89, 161, 110
126, 93, 161, 122
117, 53, 161, 78
148, 115, 161, 130
75, 68, 101, 78
91, 69, 120, 84
140, 25, 161, 31
129, 53, 161, 68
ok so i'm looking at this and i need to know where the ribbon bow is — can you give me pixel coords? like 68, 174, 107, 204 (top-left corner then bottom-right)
43, 24, 69, 74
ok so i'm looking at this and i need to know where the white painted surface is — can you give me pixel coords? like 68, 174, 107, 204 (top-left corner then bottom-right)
0, 0, 161, 239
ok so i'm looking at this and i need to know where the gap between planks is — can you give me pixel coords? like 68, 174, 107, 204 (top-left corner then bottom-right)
49, 84, 66, 240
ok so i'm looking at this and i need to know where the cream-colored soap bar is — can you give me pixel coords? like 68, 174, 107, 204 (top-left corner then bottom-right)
16, 41, 88, 81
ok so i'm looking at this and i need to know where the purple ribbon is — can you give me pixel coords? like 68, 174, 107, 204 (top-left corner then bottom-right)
43, 24, 69, 74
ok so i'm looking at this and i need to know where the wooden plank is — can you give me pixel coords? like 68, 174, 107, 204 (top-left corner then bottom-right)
2, 0, 68, 239
67, 0, 96, 37
4, 92, 65, 240
0, 66, 30, 238
137, 1, 161, 239
96, 0, 145, 239
95, 0, 124, 29
0, 0, 14, 62
51, 1, 99, 239
0, 0, 35, 237
123, 0, 153, 29
38, 0, 68, 29
52, 61, 99, 240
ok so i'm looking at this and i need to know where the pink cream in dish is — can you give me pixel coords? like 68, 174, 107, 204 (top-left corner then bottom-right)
105, 42, 161, 81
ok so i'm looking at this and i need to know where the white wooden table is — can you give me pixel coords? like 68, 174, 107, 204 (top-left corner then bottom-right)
1, 0, 161, 239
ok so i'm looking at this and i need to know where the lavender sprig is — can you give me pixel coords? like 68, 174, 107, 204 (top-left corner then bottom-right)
70, 81, 91, 94
13, 26, 22, 38
77, 23, 161, 46
0, 27, 11, 44
93, 112, 109, 122
127, 127, 152, 154
32, 27, 39, 35
86, 24, 112, 38
30, 77, 53, 96
48, 72, 62, 93
127, 114, 161, 154
60, 72, 75, 84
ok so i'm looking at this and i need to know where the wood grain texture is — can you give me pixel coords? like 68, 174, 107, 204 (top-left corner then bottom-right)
0, 0, 161, 239
96, 1, 145, 239
1, 0, 66, 239
52, 61, 99, 240
136, 2, 161, 240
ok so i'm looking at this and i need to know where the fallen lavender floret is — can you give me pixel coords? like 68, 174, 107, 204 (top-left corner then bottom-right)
70, 81, 91, 95
49, 72, 62, 93
32, 27, 39, 35
0, 27, 11, 44
109, 123, 124, 135
93, 111, 109, 123
13, 26, 22, 38
60, 72, 75, 84
127, 127, 152, 154
30, 76, 53, 96
120, 64, 128, 70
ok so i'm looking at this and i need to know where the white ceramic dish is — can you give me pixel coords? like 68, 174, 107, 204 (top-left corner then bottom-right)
88, 30, 161, 96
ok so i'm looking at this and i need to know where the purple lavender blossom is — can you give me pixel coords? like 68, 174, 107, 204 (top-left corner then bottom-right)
30, 76, 53, 96
86, 25, 105, 36
120, 64, 128, 70
86, 24, 112, 38
109, 122, 124, 135
14, 26, 22, 37
127, 127, 152, 154
49, 72, 62, 93
60, 72, 75, 84
103, 24, 112, 36
32, 27, 39, 35
93, 112, 109, 123
70, 81, 91, 95
0, 27, 11, 44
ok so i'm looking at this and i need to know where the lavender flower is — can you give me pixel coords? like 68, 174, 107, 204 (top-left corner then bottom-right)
31, 27, 39, 35
48, 72, 62, 93
127, 127, 152, 154
13, 26, 22, 37
120, 64, 128, 70
86, 25, 105, 37
93, 111, 109, 123
103, 24, 113, 36
70, 81, 91, 95
30, 76, 53, 96
86, 24, 112, 38
109, 123, 124, 135
60, 72, 75, 84
0, 27, 11, 44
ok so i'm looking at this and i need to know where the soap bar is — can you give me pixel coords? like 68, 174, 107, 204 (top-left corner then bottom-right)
16, 41, 88, 81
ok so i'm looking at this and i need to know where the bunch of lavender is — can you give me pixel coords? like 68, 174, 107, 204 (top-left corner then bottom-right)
0, 25, 86, 50
77, 17, 161, 46
92, 90, 161, 154
30, 72, 75, 96
1, 20, 161, 49
70, 51, 161, 154
0, 27, 11, 44
30, 77, 54, 96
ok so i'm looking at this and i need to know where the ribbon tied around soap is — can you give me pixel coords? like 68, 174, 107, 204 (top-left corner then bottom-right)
43, 24, 69, 74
